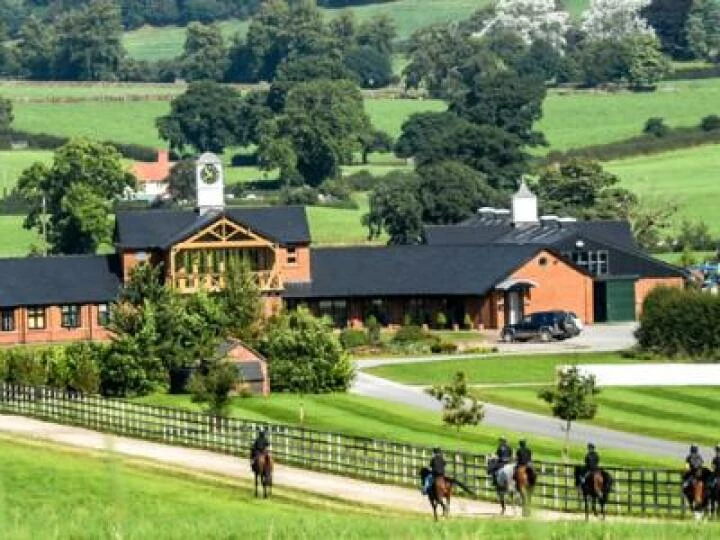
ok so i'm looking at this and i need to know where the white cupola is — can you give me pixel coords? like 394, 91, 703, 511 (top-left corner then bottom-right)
196, 152, 224, 215
511, 179, 538, 226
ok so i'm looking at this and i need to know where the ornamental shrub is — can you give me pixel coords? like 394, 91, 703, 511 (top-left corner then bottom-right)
340, 329, 368, 350
392, 324, 426, 343
637, 287, 720, 358
701, 115, 720, 132
643, 117, 669, 138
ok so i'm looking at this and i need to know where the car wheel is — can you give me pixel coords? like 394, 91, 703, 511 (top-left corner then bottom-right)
539, 329, 552, 342
502, 330, 515, 343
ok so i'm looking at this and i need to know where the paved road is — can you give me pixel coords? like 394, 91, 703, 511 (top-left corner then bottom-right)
351, 371, 707, 460
0, 415, 573, 520
358, 323, 638, 369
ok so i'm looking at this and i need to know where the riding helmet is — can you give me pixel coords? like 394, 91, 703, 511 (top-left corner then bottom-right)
690, 444, 699, 453
433, 447, 441, 454
519, 439, 526, 447
588, 442, 595, 451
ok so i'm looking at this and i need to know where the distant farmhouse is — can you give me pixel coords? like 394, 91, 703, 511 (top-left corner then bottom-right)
131, 150, 173, 199
0, 154, 685, 345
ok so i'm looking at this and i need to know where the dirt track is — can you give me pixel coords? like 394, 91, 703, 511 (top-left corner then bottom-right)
0, 414, 571, 520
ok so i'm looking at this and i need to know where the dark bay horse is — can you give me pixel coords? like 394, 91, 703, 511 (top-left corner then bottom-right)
683, 467, 712, 519
419, 467, 474, 520
253, 451, 273, 498
574, 466, 612, 520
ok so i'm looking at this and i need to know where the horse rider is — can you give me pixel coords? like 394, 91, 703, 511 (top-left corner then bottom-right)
490, 436, 513, 486
251, 428, 270, 472
712, 445, 720, 475
515, 439, 536, 487
583, 442, 600, 485
423, 447, 446, 495
683, 444, 704, 489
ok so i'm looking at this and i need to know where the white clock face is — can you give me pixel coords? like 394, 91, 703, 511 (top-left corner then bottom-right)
200, 163, 219, 185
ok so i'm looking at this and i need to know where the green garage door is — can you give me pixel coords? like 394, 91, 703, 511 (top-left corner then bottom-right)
605, 279, 636, 322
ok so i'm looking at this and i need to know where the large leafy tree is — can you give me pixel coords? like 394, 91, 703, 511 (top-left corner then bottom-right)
641, 0, 693, 59
157, 80, 243, 153
685, 0, 720, 60
16, 138, 135, 254
486, 0, 571, 52
395, 112, 529, 191
365, 170, 424, 245
582, 0, 655, 41
417, 161, 502, 224
260, 306, 353, 393
54, 0, 126, 81
259, 79, 371, 186
180, 22, 229, 81
16, 16, 57, 80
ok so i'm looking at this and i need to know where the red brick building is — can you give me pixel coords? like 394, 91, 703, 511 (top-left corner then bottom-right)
0, 157, 685, 345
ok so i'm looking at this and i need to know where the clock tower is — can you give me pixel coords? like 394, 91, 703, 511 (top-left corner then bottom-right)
196, 152, 224, 215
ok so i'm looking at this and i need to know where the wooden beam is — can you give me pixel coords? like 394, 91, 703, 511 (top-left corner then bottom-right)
174, 241, 272, 249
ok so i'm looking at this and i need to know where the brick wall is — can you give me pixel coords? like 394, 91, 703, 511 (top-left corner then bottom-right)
634, 277, 685, 318
511, 250, 594, 324
278, 245, 311, 283
0, 304, 112, 346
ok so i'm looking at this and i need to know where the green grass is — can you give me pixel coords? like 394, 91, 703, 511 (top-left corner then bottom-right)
0, 82, 185, 99
307, 192, 384, 245
123, 19, 249, 62
1, 437, 713, 540
470, 386, 720, 448
365, 352, 636, 386
364, 98, 445, 138
539, 79, 720, 152
0, 150, 53, 191
135, 391, 673, 468
0, 216, 41, 257
606, 144, 720, 235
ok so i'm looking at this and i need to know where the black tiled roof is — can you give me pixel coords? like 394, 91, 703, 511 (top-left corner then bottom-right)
426, 218, 637, 251
425, 218, 684, 279
284, 245, 543, 298
0, 255, 122, 307
115, 206, 311, 249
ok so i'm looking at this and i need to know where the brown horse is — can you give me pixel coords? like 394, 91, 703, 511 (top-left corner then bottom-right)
710, 471, 720, 518
574, 466, 612, 520
515, 465, 533, 516
419, 467, 474, 521
253, 451, 273, 498
683, 467, 712, 519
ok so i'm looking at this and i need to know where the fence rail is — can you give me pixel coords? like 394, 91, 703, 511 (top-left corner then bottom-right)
0, 384, 689, 517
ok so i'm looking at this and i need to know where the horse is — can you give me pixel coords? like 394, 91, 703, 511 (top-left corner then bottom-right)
682, 467, 712, 519
418, 467, 474, 521
574, 466, 612, 520
491, 462, 531, 516
253, 451, 273, 498
710, 470, 720, 518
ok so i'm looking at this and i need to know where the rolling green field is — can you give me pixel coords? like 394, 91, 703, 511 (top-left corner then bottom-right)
136, 391, 672, 468
0, 82, 185, 99
607, 144, 720, 235
0, 216, 40, 257
0, 437, 711, 539
470, 386, 720, 448
539, 79, 720, 151
0, 150, 53, 191
365, 352, 636, 386
306, 192, 386, 245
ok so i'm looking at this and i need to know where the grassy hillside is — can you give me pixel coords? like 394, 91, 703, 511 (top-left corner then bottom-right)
0, 150, 53, 192
471, 386, 720, 448
606, 144, 720, 235
539, 79, 720, 151
136, 390, 672, 468
0, 437, 712, 539
0, 216, 40, 257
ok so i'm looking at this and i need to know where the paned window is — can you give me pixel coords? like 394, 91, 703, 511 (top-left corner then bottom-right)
1, 308, 14, 332
564, 250, 609, 276
27, 306, 46, 330
317, 299, 348, 327
287, 247, 297, 265
61, 305, 81, 328
97, 304, 110, 327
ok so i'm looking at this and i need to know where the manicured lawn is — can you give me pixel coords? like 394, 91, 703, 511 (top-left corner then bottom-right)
364, 98, 445, 138
606, 144, 720, 235
539, 79, 720, 151
0, 215, 41, 257
0, 150, 53, 192
470, 386, 720, 448
135, 391, 673, 467
365, 352, 636, 386
0, 438, 708, 539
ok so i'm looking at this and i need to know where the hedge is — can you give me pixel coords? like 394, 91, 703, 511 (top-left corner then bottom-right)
636, 287, 720, 359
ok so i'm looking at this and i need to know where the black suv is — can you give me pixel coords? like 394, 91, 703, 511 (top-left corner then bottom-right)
501, 311, 580, 343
